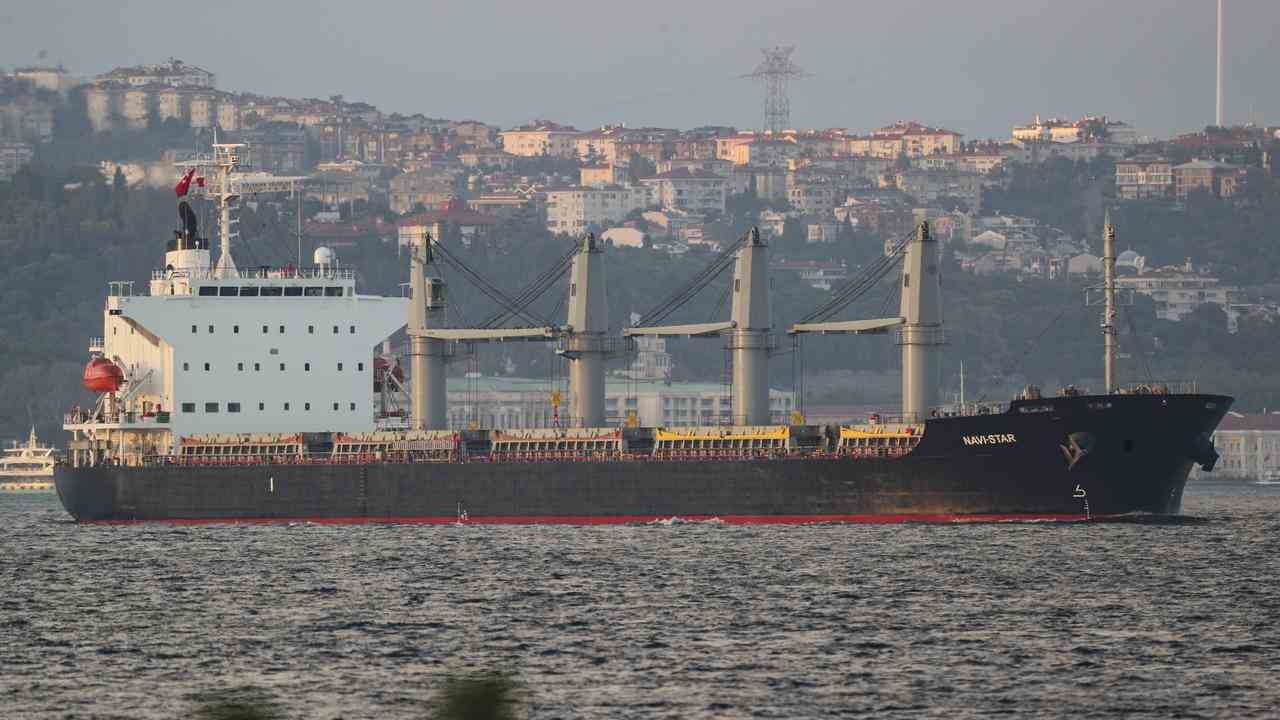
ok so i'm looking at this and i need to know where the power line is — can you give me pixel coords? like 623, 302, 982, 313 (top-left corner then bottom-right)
741, 46, 807, 134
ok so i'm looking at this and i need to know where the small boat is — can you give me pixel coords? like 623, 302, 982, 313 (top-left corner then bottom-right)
0, 427, 58, 492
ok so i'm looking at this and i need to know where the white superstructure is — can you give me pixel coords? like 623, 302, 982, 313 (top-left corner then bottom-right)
66, 144, 407, 465
0, 427, 58, 481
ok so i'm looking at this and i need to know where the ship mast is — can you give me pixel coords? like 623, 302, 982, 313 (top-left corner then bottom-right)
1102, 210, 1117, 394
408, 226, 449, 430
562, 233, 609, 427
728, 228, 772, 425
897, 221, 943, 422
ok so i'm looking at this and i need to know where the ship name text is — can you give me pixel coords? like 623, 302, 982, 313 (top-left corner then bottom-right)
961, 433, 1017, 446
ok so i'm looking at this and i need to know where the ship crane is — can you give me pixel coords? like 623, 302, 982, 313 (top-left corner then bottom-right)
406, 227, 634, 429
625, 228, 776, 426
790, 221, 944, 423
175, 143, 307, 278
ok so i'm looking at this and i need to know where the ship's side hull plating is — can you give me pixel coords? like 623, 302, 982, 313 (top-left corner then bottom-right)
55, 394, 1230, 524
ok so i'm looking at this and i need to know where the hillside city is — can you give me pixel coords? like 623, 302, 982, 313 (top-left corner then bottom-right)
4, 57, 1280, 477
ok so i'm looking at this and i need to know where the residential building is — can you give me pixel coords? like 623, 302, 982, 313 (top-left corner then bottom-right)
499, 120, 579, 157
1173, 159, 1246, 199
1204, 413, 1280, 481
641, 168, 727, 216
397, 198, 498, 248
729, 139, 800, 167
306, 170, 373, 207
804, 222, 839, 245
450, 120, 497, 149
544, 186, 649, 233
851, 121, 962, 159
11, 66, 71, 93
1115, 155, 1173, 200
772, 259, 848, 289
389, 169, 457, 214
241, 122, 308, 174
887, 169, 982, 210
93, 59, 215, 88
657, 157, 733, 177
1116, 269, 1241, 323
581, 163, 626, 188
0, 140, 34, 181
459, 148, 516, 170
0, 95, 54, 142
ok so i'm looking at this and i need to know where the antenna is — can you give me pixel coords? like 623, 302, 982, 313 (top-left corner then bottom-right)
1102, 211, 1117, 394
1216, 0, 1224, 127
741, 46, 807, 134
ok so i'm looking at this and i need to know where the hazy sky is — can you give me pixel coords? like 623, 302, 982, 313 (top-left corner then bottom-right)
2, 1, 1276, 139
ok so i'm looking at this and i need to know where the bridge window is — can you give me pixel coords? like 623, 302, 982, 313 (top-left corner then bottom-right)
325, 287, 343, 297
260, 286, 282, 297
181, 402, 195, 413
204, 402, 218, 413
198, 286, 217, 296
228, 403, 241, 413
218, 287, 237, 297
284, 287, 303, 297
240, 286, 259, 297
304, 287, 323, 297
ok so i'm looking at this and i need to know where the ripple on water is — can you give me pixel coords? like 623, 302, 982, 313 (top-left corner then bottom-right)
1, 487, 1278, 718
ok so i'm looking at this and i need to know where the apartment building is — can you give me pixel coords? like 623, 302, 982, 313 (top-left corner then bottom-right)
1115, 155, 1173, 200
1174, 159, 1247, 199
544, 186, 649, 233
641, 168, 727, 216
499, 120, 579, 157
1116, 269, 1240, 322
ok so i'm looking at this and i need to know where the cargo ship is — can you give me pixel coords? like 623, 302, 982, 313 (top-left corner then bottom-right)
55, 144, 1229, 523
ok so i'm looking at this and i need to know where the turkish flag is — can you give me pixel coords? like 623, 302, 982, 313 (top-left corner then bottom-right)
174, 168, 196, 197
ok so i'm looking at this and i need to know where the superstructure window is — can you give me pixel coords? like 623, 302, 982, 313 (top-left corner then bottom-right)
191, 325, 197, 334
254, 363, 260, 371
283, 402, 290, 411
237, 362, 244, 371
304, 403, 311, 411
350, 402, 356, 411
260, 287, 282, 297
204, 402, 219, 413
181, 402, 195, 413
219, 287, 237, 297
337, 363, 343, 371
262, 325, 269, 334
203, 363, 210, 371
279, 325, 285, 334
349, 325, 356, 334
183, 362, 189, 371
258, 402, 264, 411
228, 403, 241, 413
357, 362, 364, 371
233, 325, 239, 334
325, 287, 343, 297
284, 287, 303, 297
207, 325, 214, 334
332, 402, 339, 411
240, 286, 259, 297
304, 363, 311, 372
279, 363, 286, 371
198, 286, 217, 296
308, 325, 315, 334
333, 325, 339, 334
304, 287, 323, 297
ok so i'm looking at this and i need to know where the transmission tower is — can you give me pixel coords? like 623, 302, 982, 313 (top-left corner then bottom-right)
742, 46, 806, 134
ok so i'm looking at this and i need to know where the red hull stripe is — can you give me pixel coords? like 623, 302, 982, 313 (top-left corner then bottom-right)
84, 513, 1102, 526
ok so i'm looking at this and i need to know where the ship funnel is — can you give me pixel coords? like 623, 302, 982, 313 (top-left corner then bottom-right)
897, 221, 943, 422
408, 230, 449, 430
728, 227, 772, 425
563, 233, 608, 427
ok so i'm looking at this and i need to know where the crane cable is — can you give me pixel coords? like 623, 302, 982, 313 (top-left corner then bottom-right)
635, 233, 747, 327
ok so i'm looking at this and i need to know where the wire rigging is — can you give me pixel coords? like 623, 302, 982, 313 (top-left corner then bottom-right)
478, 240, 579, 328
635, 233, 748, 327
796, 230, 913, 325
430, 240, 550, 327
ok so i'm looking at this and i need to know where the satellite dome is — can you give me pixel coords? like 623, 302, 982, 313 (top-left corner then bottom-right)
313, 246, 334, 267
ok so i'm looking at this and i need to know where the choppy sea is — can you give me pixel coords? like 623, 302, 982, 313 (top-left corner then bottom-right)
1, 483, 1278, 719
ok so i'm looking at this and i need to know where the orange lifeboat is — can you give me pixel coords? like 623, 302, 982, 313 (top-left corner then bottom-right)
83, 357, 124, 393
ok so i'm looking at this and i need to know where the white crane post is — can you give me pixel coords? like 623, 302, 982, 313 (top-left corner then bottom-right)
564, 233, 608, 427
1102, 210, 1117, 394
408, 228, 448, 430
897, 221, 943, 423
728, 228, 773, 426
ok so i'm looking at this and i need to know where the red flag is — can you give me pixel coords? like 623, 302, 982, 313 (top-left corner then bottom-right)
195, 176, 206, 188
174, 168, 196, 197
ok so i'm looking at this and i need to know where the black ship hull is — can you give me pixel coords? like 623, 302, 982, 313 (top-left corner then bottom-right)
55, 394, 1231, 524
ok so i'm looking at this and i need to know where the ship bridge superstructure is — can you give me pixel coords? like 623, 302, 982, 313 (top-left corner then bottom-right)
65, 146, 408, 467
